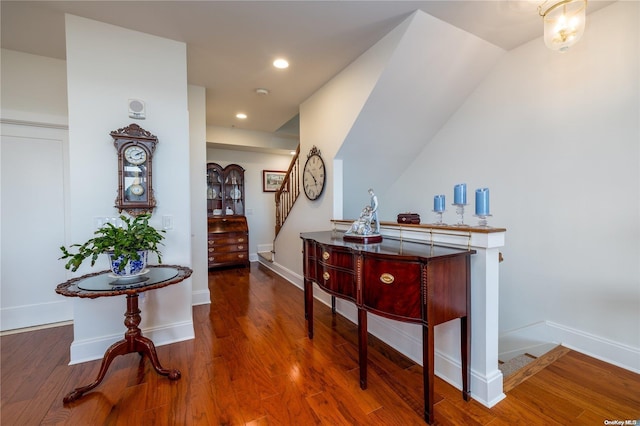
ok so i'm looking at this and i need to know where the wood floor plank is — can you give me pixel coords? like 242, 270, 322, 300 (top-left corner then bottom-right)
2, 263, 639, 425
260, 376, 322, 425
525, 366, 639, 420
507, 379, 586, 423
546, 350, 640, 407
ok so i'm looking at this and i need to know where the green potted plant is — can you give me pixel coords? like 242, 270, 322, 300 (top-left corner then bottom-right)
60, 213, 165, 275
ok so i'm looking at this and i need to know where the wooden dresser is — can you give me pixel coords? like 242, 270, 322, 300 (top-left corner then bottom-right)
301, 231, 475, 424
207, 216, 249, 268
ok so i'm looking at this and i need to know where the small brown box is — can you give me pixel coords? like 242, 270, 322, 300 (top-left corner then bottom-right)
397, 213, 420, 224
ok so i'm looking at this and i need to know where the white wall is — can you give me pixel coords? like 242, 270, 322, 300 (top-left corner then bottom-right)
64, 14, 194, 363
206, 143, 293, 257
208, 125, 298, 153
0, 49, 212, 332
1, 49, 71, 331
384, 2, 639, 370
189, 85, 210, 306
340, 11, 504, 211
272, 8, 410, 277
0, 49, 68, 126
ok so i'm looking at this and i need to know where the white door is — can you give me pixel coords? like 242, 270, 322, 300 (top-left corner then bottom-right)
1, 123, 71, 330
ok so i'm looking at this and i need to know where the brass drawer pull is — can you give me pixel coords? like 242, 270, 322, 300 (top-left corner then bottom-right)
323, 272, 330, 281
238, 254, 245, 258
322, 251, 330, 260
237, 238, 245, 242
237, 245, 244, 250
208, 248, 214, 252
380, 273, 395, 285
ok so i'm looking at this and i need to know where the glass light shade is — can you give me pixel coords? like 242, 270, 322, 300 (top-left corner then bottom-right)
541, 0, 587, 52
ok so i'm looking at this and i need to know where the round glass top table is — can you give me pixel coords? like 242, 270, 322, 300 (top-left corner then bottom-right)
55, 265, 192, 403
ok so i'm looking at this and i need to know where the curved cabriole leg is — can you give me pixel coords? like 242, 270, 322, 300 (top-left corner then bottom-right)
63, 293, 180, 403
62, 338, 130, 403
133, 335, 181, 380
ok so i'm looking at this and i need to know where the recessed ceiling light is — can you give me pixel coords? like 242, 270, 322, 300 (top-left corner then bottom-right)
236, 113, 247, 119
273, 58, 289, 69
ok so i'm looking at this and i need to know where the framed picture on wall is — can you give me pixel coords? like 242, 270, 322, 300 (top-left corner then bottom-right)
262, 170, 287, 192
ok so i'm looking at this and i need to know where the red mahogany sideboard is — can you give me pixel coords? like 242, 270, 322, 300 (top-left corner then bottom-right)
301, 231, 475, 424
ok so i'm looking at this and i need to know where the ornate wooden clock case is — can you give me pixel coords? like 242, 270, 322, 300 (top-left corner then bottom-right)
111, 124, 158, 216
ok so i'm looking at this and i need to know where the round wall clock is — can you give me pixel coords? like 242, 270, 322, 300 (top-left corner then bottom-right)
303, 146, 326, 201
111, 124, 158, 216
124, 146, 147, 165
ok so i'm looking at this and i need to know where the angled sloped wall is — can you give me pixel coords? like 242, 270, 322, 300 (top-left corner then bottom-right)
339, 10, 504, 217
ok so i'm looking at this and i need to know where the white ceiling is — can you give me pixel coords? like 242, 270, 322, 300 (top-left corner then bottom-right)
1, 1, 614, 138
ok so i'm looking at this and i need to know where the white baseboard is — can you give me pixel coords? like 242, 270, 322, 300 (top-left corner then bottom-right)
257, 243, 273, 253
69, 320, 195, 365
191, 289, 211, 306
0, 299, 73, 332
257, 257, 303, 289
499, 320, 640, 374
257, 256, 502, 408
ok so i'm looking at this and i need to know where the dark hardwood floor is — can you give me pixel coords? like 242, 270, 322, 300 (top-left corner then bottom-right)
2, 263, 639, 425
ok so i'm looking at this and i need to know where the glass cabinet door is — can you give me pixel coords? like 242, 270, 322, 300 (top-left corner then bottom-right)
207, 163, 224, 216
225, 165, 244, 216
207, 163, 245, 216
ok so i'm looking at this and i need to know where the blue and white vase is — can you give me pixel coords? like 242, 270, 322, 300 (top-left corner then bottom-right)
107, 250, 148, 276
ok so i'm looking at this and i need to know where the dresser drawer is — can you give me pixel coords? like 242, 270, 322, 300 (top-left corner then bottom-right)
362, 258, 422, 322
208, 251, 248, 265
208, 242, 247, 254
207, 216, 249, 269
208, 233, 247, 245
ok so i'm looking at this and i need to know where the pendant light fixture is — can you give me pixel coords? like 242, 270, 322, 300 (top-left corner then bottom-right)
538, 0, 587, 52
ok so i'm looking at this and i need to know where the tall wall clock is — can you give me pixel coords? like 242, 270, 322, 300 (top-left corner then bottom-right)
303, 146, 326, 201
110, 123, 158, 216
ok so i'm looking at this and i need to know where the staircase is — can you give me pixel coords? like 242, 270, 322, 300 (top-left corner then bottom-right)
258, 145, 300, 265
274, 144, 300, 237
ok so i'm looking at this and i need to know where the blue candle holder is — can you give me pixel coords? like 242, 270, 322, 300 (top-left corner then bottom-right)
453, 203, 468, 226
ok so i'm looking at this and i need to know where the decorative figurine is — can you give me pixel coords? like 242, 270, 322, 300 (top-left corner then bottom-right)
344, 188, 382, 243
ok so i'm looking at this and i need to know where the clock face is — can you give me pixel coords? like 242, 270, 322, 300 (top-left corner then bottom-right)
303, 153, 326, 200
124, 146, 147, 165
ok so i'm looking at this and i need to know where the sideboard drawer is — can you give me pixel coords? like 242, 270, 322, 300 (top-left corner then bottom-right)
362, 258, 422, 322
318, 264, 356, 301
317, 244, 353, 269
318, 244, 355, 300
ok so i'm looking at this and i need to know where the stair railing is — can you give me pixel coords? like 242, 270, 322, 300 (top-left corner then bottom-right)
275, 144, 300, 237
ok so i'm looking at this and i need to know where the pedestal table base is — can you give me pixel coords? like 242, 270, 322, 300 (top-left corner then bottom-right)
63, 293, 180, 403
